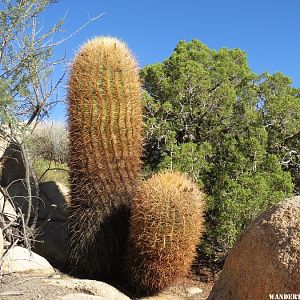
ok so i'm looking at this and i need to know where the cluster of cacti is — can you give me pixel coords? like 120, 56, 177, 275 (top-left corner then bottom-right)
127, 171, 205, 293
67, 36, 205, 292
67, 37, 142, 279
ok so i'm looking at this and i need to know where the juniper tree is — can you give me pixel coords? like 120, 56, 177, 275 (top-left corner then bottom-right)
141, 39, 299, 256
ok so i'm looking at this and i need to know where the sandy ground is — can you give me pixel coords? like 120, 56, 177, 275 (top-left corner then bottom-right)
0, 273, 74, 300
0, 272, 214, 300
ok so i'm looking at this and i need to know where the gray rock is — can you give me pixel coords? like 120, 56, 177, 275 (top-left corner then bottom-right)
5, 180, 68, 220
5, 180, 69, 267
1, 245, 55, 275
208, 196, 300, 300
34, 216, 67, 267
59, 294, 107, 300
39, 181, 69, 220
34, 181, 69, 267
0, 191, 17, 222
44, 278, 130, 300
6, 181, 38, 217
0, 142, 26, 187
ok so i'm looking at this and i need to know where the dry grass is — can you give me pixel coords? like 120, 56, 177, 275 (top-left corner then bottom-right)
33, 158, 69, 187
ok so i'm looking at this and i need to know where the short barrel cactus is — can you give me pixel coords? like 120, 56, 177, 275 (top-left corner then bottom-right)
127, 171, 205, 293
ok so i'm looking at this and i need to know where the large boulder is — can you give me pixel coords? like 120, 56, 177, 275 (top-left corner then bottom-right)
34, 181, 69, 267
5, 180, 69, 267
208, 196, 300, 300
0, 141, 26, 187
6, 181, 37, 216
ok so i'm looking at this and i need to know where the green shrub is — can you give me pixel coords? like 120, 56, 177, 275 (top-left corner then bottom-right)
141, 39, 298, 258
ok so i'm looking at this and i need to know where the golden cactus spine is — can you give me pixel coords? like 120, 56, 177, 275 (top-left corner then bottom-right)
67, 37, 142, 279
127, 171, 205, 294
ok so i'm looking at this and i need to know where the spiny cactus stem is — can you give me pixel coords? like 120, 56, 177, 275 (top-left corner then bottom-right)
113, 68, 135, 187
68, 37, 142, 278
105, 67, 127, 192
93, 75, 122, 199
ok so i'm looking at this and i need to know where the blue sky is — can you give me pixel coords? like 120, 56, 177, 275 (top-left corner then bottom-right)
42, 0, 300, 121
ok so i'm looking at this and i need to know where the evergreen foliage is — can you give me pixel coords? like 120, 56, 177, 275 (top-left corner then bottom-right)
141, 39, 299, 254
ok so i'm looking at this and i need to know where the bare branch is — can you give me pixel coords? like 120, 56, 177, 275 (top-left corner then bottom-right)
45, 12, 105, 48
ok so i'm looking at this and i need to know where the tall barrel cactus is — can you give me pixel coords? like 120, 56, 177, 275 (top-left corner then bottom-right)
127, 171, 205, 293
67, 37, 142, 279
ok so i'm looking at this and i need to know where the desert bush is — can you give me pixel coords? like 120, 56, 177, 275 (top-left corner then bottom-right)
29, 122, 68, 164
